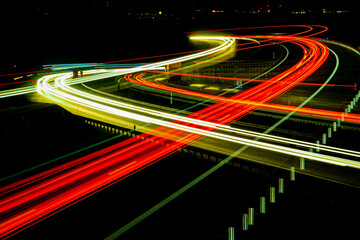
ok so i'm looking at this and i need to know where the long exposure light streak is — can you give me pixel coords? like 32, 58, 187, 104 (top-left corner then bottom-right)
0, 35, 235, 238
1, 25, 359, 239
129, 69, 360, 124
147, 70, 355, 88
57, 74, 360, 160
0, 37, 233, 99
0, 35, 326, 225
38, 73, 360, 168
2, 33, 358, 124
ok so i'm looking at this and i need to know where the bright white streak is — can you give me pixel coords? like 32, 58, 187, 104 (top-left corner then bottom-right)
57, 75, 360, 160
38, 73, 360, 170
68, 37, 235, 86
1, 37, 233, 99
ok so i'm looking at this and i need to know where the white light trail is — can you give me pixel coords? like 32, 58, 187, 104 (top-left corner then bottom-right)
58, 75, 360, 160
38, 71, 360, 170
68, 37, 235, 86
1, 37, 234, 99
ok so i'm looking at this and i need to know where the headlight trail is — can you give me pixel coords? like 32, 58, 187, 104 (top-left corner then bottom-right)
146, 70, 355, 88
2, 28, 358, 125
0, 25, 327, 99
57, 74, 360, 160
0, 25, 358, 239
0, 37, 234, 99
44, 72, 360, 167
130, 66, 360, 124
0, 35, 235, 238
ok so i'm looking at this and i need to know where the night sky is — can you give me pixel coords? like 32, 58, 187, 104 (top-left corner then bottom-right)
1, 0, 358, 74
3, 0, 358, 16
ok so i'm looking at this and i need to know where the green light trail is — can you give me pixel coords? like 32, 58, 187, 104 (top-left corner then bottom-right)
104, 46, 339, 240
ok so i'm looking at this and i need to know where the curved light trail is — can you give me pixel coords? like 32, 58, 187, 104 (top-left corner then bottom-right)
57, 74, 360, 160
0, 35, 235, 238
1, 25, 360, 239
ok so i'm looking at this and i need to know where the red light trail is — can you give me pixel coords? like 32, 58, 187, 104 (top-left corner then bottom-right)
147, 70, 355, 89
0, 26, 349, 239
133, 71, 360, 123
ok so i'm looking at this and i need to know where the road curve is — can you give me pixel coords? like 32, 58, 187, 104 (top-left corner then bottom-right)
1, 26, 359, 238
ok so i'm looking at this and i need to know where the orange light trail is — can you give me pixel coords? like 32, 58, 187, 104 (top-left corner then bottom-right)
1, 26, 351, 239
131, 72, 360, 124
147, 70, 355, 89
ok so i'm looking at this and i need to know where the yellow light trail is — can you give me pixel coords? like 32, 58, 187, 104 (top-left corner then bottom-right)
38, 70, 360, 171
4, 26, 359, 240
36, 35, 360, 171
58, 75, 360, 160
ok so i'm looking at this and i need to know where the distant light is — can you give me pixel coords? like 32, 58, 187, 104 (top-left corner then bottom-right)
190, 84, 205, 87
336, 10, 349, 14
205, 86, 219, 90
14, 76, 23, 81
223, 88, 240, 92
159, 11, 162, 15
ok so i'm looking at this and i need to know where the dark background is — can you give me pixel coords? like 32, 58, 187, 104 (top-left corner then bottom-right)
1, 1, 360, 239
1, 0, 359, 75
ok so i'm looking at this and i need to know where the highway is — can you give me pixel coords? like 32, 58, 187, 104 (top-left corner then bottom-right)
1, 25, 360, 239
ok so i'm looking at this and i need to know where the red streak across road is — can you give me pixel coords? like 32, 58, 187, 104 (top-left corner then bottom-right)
0, 29, 330, 238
